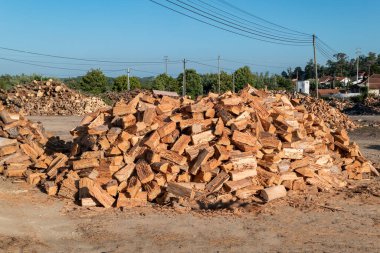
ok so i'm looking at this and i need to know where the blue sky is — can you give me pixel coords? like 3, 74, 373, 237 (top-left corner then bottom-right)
0, 0, 379, 77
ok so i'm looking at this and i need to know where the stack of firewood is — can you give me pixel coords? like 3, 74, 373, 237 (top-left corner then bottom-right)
1, 85, 377, 208
300, 96, 358, 130
0, 103, 60, 189
0, 80, 107, 116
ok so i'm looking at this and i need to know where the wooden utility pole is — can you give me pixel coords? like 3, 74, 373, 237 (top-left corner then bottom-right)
356, 48, 360, 82
217, 55, 221, 94
127, 68, 130, 91
182, 59, 186, 97
313, 34, 319, 98
232, 72, 235, 93
164, 56, 168, 75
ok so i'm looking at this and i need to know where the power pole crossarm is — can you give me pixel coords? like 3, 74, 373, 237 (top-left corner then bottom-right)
313, 34, 319, 98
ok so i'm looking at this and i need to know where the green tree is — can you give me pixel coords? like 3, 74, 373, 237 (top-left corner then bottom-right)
79, 69, 108, 94
201, 71, 232, 94
276, 76, 294, 91
233, 66, 255, 91
152, 74, 178, 91
177, 69, 202, 98
113, 75, 141, 91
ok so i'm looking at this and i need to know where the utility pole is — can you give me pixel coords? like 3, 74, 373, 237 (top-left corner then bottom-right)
164, 56, 168, 75
217, 55, 221, 94
232, 72, 235, 93
356, 48, 361, 82
127, 68, 130, 91
182, 59, 186, 97
312, 34, 319, 98
368, 65, 370, 93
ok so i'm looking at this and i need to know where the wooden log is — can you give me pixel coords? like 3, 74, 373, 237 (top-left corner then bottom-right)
81, 198, 98, 207
230, 151, 257, 170
157, 121, 176, 138
126, 176, 142, 197
44, 181, 58, 196
229, 169, 257, 181
0, 110, 15, 124
144, 181, 161, 201
283, 148, 303, 160
235, 185, 264, 199
161, 129, 179, 144
189, 149, 209, 175
117, 193, 147, 208
0, 145, 17, 156
224, 178, 253, 192
143, 107, 157, 125
135, 159, 154, 184
260, 185, 287, 202
295, 167, 316, 178
192, 130, 215, 145
159, 149, 187, 166
72, 158, 99, 170
167, 182, 195, 199
231, 130, 256, 147
171, 135, 191, 155
106, 180, 118, 197
205, 171, 230, 192
214, 117, 224, 136
144, 131, 160, 149
88, 181, 115, 208
79, 177, 93, 199
214, 145, 229, 161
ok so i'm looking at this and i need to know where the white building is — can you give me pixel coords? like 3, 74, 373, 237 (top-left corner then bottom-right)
296, 81, 310, 94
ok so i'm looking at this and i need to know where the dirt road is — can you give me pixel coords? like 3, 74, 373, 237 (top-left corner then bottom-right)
0, 116, 378, 253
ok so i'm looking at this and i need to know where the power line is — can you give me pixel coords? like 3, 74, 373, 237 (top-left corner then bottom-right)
164, 0, 312, 44
315, 44, 335, 62
187, 59, 234, 71
221, 59, 287, 69
316, 37, 338, 55
215, 0, 311, 36
149, 0, 311, 46
316, 41, 335, 60
190, 0, 311, 39
0, 46, 171, 64
0, 56, 167, 75
129, 68, 161, 76
175, 0, 312, 42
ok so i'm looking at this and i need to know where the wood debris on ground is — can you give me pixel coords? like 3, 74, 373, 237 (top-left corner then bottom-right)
0, 85, 378, 208
0, 79, 107, 116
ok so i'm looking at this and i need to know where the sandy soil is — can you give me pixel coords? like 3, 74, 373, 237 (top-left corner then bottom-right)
0, 116, 378, 253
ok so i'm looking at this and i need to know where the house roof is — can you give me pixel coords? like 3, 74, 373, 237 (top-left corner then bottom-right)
319, 76, 333, 83
368, 74, 380, 89
335, 76, 349, 82
318, 89, 340, 96
152, 90, 179, 97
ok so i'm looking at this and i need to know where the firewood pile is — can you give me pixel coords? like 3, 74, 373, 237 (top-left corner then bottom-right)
1, 85, 378, 209
300, 96, 358, 130
0, 80, 107, 116
341, 96, 380, 115
105, 89, 152, 104
0, 103, 54, 183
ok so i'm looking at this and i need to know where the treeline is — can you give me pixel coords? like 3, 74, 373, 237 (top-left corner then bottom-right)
283, 52, 380, 80
0, 67, 292, 99
65, 67, 292, 98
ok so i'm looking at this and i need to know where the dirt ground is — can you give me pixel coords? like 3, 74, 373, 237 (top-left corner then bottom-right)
0, 116, 378, 253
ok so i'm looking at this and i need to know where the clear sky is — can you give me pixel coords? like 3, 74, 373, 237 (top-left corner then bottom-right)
0, 0, 379, 77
